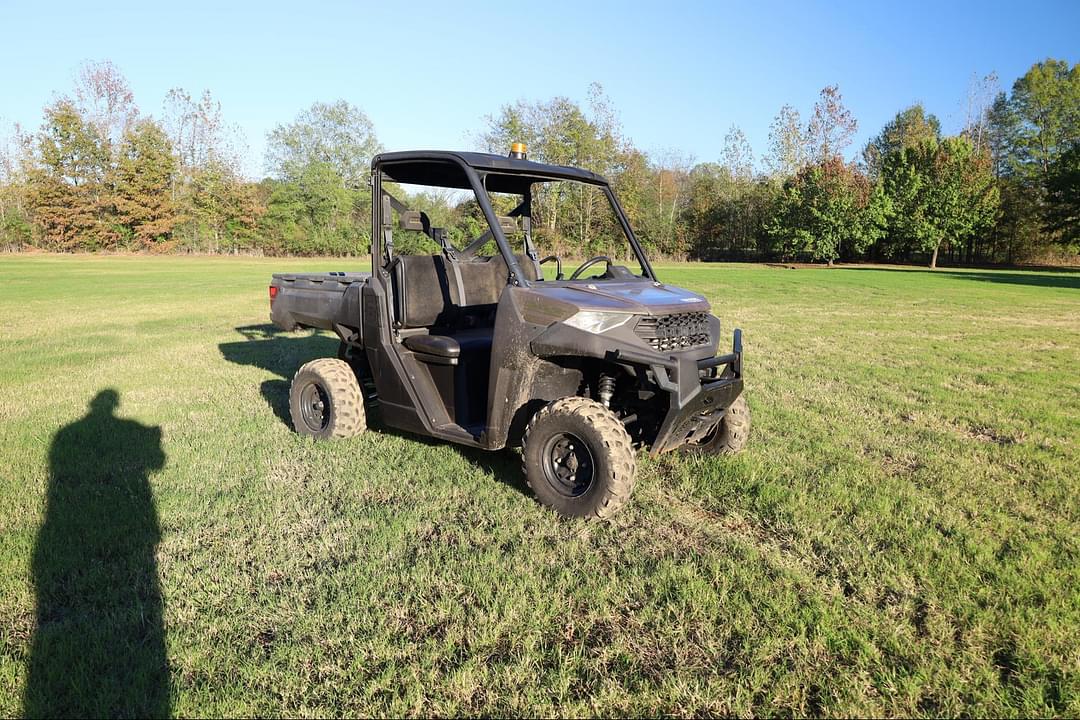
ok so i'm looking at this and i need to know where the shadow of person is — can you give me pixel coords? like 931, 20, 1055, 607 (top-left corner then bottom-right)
24, 389, 169, 718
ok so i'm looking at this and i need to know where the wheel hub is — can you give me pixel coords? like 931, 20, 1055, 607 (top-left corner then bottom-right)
543, 432, 594, 497
299, 382, 331, 431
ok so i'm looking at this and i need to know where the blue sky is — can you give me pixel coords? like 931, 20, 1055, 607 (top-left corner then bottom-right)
1, 0, 1076, 177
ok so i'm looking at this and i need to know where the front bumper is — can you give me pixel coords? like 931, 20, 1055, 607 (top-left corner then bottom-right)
531, 322, 745, 454
648, 329, 744, 454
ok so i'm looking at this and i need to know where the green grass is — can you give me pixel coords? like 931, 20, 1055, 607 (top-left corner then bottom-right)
0, 254, 1077, 717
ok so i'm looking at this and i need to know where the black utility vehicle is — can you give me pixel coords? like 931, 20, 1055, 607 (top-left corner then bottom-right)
269, 145, 748, 518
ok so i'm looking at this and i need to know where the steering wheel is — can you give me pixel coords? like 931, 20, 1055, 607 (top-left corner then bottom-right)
569, 255, 612, 280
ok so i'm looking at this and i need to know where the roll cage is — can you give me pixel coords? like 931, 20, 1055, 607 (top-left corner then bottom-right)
369, 150, 658, 285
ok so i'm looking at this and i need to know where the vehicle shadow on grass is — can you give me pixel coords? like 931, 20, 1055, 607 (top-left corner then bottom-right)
25, 390, 169, 718
218, 325, 532, 499
219, 325, 340, 427
842, 266, 1080, 290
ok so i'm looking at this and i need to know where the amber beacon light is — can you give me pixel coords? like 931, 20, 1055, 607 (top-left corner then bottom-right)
509, 142, 527, 159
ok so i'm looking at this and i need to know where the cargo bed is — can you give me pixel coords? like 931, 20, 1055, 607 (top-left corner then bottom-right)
269, 271, 370, 337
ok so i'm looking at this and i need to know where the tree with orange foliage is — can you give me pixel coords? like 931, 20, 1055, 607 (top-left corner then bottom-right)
25, 100, 117, 250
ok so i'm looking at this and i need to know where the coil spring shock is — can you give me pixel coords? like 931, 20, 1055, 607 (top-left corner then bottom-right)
598, 374, 615, 408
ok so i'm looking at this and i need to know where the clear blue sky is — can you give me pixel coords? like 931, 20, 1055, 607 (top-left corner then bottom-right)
2, 0, 1076, 177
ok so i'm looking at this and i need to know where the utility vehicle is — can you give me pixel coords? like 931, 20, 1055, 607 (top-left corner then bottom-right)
269, 145, 748, 518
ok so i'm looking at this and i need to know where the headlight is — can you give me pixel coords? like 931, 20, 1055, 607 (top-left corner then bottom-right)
562, 311, 634, 334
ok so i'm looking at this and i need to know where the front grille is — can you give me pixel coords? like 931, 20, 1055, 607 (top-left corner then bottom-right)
635, 312, 710, 352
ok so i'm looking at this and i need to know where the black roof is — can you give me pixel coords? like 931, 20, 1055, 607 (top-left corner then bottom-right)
373, 150, 608, 194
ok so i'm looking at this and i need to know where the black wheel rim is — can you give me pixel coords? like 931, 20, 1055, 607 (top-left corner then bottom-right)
542, 432, 594, 497
299, 381, 331, 432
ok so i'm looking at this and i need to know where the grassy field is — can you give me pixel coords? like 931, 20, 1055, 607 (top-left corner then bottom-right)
0, 254, 1077, 717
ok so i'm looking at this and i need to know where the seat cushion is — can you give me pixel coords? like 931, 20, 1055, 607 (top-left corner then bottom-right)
403, 328, 494, 359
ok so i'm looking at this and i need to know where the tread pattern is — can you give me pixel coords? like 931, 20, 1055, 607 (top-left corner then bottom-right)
522, 396, 636, 520
682, 393, 750, 455
290, 358, 367, 438
717, 393, 750, 453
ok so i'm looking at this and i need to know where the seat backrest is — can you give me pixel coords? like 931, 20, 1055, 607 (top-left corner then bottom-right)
391, 254, 454, 328
391, 253, 538, 328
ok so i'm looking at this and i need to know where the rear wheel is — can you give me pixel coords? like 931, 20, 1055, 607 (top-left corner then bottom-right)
682, 393, 750, 455
289, 358, 366, 439
522, 397, 636, 519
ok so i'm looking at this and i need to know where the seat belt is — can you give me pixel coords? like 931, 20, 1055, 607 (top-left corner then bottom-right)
434, 227, 467, 307
381, 195, 395, 264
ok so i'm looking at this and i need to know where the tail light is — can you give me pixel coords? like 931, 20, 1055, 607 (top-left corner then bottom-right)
269, 285, 278, 303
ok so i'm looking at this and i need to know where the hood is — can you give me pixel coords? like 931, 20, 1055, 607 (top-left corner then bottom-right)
520, 279, 711, 317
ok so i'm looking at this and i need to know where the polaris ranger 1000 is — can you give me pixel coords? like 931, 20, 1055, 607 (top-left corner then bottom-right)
269, 145, 748, 519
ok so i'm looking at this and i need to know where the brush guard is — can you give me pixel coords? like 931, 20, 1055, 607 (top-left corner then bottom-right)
648, 329, 744, 454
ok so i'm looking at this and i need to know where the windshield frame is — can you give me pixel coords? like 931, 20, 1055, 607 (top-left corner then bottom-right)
481, 173, 658, 285
371, 153, 658, 287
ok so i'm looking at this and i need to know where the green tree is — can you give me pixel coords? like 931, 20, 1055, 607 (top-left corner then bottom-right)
609, 148, 654, 253
984, 93, 1040, 262
863, 104, 941, 179
265, 100, 380, 189
958, 63, 1080, 264
638, 151, 692, 258
993, 59, 1080, 255
113, 120, 181, 248
261, 100, 379, 256
190, 160, 260, 253
261, 162, 360, 255
0, 124, 33, 248
1005, 59, 1080, 181
481, 84, 627, 255
1044, 143, 1080, 250
482, 85, 621, 176
683, 162, 774, 260
19, 65, 149, 252
680, 125, 773, 261
765, 158, 885, 265
682, 162, 727, 257
882, 136, 999, 268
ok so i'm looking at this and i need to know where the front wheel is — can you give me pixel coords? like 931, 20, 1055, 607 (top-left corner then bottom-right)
521, 397, 636, 519
681, 393, 750, 455
289, 358, 367, 439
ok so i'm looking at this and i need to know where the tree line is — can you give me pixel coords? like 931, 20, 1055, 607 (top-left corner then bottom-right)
0, 59, 1076, 265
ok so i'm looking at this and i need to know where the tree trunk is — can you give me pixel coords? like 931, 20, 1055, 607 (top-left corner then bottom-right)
930, 244, 939, 269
